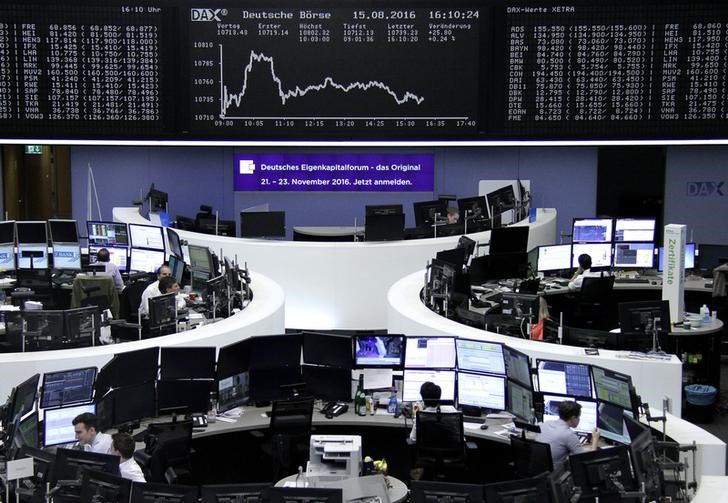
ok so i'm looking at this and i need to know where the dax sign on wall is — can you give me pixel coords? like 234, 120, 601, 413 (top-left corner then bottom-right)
233, 153, 434, 192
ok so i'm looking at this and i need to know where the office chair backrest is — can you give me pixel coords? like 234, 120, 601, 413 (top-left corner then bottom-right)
579, 276, 615, 303
509, 434, 554, 478
71, 275, 120, 318
415, 410, 465, 459
145, 419, 194, 466
269, 397, 314, 436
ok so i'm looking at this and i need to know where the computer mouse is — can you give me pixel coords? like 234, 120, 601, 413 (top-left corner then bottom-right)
480, 424, 489, 430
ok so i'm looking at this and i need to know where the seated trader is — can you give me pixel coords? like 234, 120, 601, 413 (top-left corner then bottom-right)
446, 207, 460, 224
409, 381, 459, 442
142, 276, 187, 317
111, 432, 146, 482
96, 248, 124, 293
535, 401, 600, 467
139, 265, 172, 316
73, 412, 112, 454
568, 253, 603, 291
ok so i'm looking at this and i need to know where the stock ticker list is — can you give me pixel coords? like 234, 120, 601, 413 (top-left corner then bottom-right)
188, 7, 482, 138
504, 3, 728, 138
0, 4, 164, 135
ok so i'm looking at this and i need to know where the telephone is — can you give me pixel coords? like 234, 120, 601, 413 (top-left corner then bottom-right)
321, 401, 348, 419
190, 413, 208, 427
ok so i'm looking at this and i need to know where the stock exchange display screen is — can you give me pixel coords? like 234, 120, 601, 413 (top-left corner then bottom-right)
1, 0, 727, 141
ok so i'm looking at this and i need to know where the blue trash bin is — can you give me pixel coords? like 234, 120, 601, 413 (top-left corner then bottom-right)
684, 384, 717, 423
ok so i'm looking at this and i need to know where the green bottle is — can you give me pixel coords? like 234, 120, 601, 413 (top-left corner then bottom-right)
354, 374, 366, 416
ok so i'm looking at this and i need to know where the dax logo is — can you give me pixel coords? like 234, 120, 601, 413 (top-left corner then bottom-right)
191, 8, 226, 21
239, 160, 256, 175
686, 181, 724, 197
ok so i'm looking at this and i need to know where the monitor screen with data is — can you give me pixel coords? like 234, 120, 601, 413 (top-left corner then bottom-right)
571, 243, 613, 268
591, 366, 633, 411
403, 369, 455, 403
506, 379, 534, 423
537, 244, 572, 273
456, 339, 505, 375
503, 346, 532, 389
614, 218, 656, 243
41, 367, 97, 409
129, 224, 165, 251
613, 243, 654, 268
89, 245, 128, 272
129, 248, 166, 273
404, 337, 456, 369
87, 221, 129, 248
572, 219, 613, 243
536, 360, 592, 398
43, 403, 96, 447
658, 242, 695, 271
597, 401, 633, 444
457, 372, 505, 410
542, 394, 597, 434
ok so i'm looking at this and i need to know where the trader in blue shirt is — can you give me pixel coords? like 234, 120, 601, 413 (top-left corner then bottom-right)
535, 401, 600, 466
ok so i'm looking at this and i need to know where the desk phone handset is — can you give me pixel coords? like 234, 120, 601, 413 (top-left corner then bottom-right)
190, 413, 208, 427
321, 401, 348, 419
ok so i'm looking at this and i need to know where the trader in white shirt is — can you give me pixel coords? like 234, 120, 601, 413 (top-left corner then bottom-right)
567, 254, 603, 291
111, 432, 146, 482
139, 265, 172, 316
72, 412, 112, 454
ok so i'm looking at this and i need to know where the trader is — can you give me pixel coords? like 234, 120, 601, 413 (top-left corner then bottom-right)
139, 265, 172, 316
72, 412, 112, 454
446, 207, 460, 224
96, 248, 124, 293
567, 253, 602, 291
409, 381, 459, 442
111, 432, 146, 482
535, 401, 600, 466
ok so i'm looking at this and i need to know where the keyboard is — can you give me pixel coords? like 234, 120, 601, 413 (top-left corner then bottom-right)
463, 416, 486, 424
614, 277, 650, 284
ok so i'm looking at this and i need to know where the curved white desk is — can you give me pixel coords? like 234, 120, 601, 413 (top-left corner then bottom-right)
0, 271, 285, 400
113, 207, 557, 330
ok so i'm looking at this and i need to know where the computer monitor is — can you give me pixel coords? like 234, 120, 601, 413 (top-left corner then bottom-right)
217, 371, 250, 413
456, 339, 505, 375
188, 244, 214, 274
13, 412, 39, 451
0, 243, 15, 271
427, 259, 457, 300
196, 217, 236, 237
658, 242, 696, 271
562, 326, 618, 350
268, 487, 342, 503
503, 346, 532, 389
484, 473, 549, 503
248, 367, 303, 402
697, 243, 728, 271
107, 381, 156, 427
571, 243, 613, 268
43, 403, 96, 447
569, 445, 634, 499
489, 227, 529, 254
413, 199, 448, 228
128, 223, 165, 251
365, 204, 403, 216
160, 346, 216, 380
130, 482, 199, 503
500, 292, 539, 320
157, 380, 213, 415
404, 336, 456, 369
614, 218, 656, 242
506, 379, 534, 422
95, 347, 159, 394
629, 428, 663, 501
16, 221, 47, 244
9, 373, 40, 421
457, 372, 506, 411
618, 300, 670, 341
541, 394, 597, 434
216, 339, 252, 380
41, 366, 97, 409
302, 332, 352, 368
411, 481, 483, 503
0, 220, 15, 243
457, 196, 488, 222
240, 211, 286, 238
354, 335, 404, 368
168, 254, 186, 285
87, 221, 129, 247
402, 369, 456, 403
88, 245, 128, 272
613, 243, 654, 268
249, 333, 302, 369
81, 469, 132, 503
201, 484, 272, 503
17, 244, 48, 269
129, 247, 166, 273
485, 185, 517, 220
23, 311, 64, 349
591, 365, 633, 410
48, 219, 79, 244
52, 243, 82, 269
302, 365, 351, 401
166, 228, 184, 259
50, 448, 120, 487
597, 401, 633, 444
536, 359, 592, 398
537, 244, 572, 273
148, 292, 178, 329
572, 218, 614, 243
364, 213, 405, 241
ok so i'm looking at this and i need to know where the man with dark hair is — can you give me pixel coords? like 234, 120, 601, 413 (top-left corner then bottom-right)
72, 412, 112, 453
96, 248, 124, 293
536, 400, 600, 466
568, 253, 603, 291
409, 381, 458, 441
112, 432, 146, 482
139, 265, 172, 316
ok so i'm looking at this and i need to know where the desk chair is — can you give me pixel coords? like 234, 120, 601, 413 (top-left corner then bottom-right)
134, 419, 194, 484
509, 434, 553, 479
259, 397, 314, 480
70, 275, 119, 319
570, 276, 615, 331
0, 310, 23, 352
414, 409, 474, 482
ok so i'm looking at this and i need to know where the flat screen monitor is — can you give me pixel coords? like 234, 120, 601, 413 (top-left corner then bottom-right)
302, 365, 351, 401
15, 221, 47, 244
457, 196, 488, 222
166, 228, 184, 259
571, 243, 613, 268
542, 394, 597, 434
591, 365, 633, 411
10, 373, 40, 420
52, 243, 82, 270
364, 213, 405, 241
302, 332, 352, 369
597, 401, 633, 444
0, 243, 16, 271
128, 223, 165, 251
500, 292, 539, 319
485, 185, 517, 218
628, 428, 662, 502
697, 244, 728, 271
411, 481, 483, 503
249, 333, 302, 369
148, 292, 178, 328
456, 339, 505, 375
157, 380, 212, 415
506, 379, 535, 423
16, 412, 39, 450
17, 244, 48, 269
196, 217, 236, 237
503, 346, 532, 389
65, 306, 100, 348
0, 220, 15, 243
41, 367, 97, 409
88, 245, 128, 272
129, 247, 165, 273
218, 371, 250, 412
240, 211, 286, 238
537, 244, 572, 273
160, 347, 216, 380
96, 347, 159, 394
354, 335, 404, 368
188, 244, 213, 273
402, 369, 456, 403
81, 470, 132, 503
536, 360, 592, 398
613, 243, 654, 268
569, 445, 634, 498
618, 300, 670, 337
489, 226, 529, 254
658, 242, 696, 271
48, 219, 79, 244
249, 367, 303, 402
572, 218, 613, 243
168, 254, 186, 284
614, 218, 656, 242
87, 221, 129, 248
217, 339, 252, 380
130, 482, 199, 503
404, 336, 456, 369
413, 199, 448, 228
201, 484, 272, 503
365, 204, 403, 216
457, 372, 506, 411
484, 473, 549, 503
50, 448, 119, 488
268, 488, 342, 503
110, 381, 156, 426
43, 403, 96, 447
